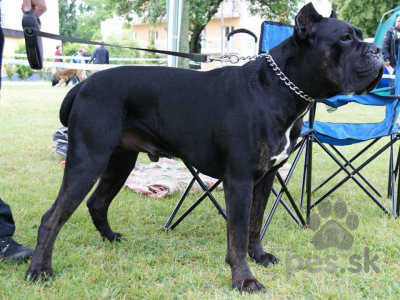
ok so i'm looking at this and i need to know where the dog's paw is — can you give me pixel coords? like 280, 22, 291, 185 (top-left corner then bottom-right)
232, 278, 266, 293
25, 268, 55, 283
250, 252, 279, 267
102, 232, 123, 243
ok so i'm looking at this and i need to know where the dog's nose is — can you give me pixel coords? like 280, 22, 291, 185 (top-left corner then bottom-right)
370, 45, 381, 55
365, 44, 380, 55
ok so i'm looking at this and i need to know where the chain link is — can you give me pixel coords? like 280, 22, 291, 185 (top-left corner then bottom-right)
207, 52, 315, 103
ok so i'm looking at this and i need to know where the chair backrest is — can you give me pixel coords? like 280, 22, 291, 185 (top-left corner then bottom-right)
258, 21, 294, 54
316, 94, 400, 143
304, 48, 400, 146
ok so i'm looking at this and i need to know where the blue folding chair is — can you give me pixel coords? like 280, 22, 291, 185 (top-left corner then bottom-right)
261, 84, 400, 240
259, 25, 400, 240
300, 89, 400, 217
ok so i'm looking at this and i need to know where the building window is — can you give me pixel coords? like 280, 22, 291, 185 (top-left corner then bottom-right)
201, 29, 206, 49
225, 26, 235, 49
149, 30, 158, 43
224, 26, 234, 37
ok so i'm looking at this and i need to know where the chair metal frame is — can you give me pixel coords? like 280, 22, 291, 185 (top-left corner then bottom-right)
260, 94, 400, 240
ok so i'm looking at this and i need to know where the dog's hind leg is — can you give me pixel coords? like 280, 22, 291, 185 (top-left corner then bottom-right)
87, 149, 138, 242
248, 170, 279, 267
26, 124, 122, 282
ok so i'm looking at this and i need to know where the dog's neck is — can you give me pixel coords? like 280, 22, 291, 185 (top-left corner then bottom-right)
267, 37, 340, 100
250, 38, 312, 109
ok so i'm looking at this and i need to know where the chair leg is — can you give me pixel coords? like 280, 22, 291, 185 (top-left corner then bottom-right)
164, 179, 223, 231
312, 139, 381, 197
311, 137, 395, 215
397, 169, 400, 217
388, 135, 394, 198
395, 147, 400, 180
276, 173, 306, 226
395, 139, 400, 217
389, 135, 397, 216
259, 142, 307, 240
184, 163, 226, 218
306, 136, 313, 225
162, 162, 225, 231
329, 144, 382, 198
162, 175, 198, 231
299, 137, 309, 210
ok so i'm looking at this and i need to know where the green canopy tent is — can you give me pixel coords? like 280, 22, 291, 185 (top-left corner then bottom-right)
374, 7, 400, 46
373, 7, 400, 93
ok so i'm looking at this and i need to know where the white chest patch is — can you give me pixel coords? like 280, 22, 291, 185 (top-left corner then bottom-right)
271, 105, 311, 166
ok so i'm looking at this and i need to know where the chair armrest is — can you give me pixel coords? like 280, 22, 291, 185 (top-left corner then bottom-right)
318, 93, 400, 108
370, 87, 394, 93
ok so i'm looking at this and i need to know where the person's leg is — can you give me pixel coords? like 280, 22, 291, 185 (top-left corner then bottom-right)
0, 198, 16, 237
389, 68, 396, 95
0, 27, 34, 262
0, 198, 34, 262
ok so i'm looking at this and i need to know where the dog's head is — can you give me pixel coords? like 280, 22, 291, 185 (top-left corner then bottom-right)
50, 72, 59, 86
293, 3, 384, 98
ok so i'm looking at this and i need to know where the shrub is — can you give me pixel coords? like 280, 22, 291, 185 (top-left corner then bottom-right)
3, 64, 15, 80
62, 43, 81, 59
105, 29, 140, 65
15, 44, 33, 80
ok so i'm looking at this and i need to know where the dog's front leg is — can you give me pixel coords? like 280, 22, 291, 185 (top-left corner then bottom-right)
224, 175, 266, 293
57, 78, 65, 87
248, 170, 279, 266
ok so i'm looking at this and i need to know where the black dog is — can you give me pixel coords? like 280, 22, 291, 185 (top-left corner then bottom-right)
27, 3, 383, 292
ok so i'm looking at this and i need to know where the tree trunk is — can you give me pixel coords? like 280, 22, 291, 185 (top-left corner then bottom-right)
178, 0, 189, 69
189, 27, 204, 54
189, 0, 223, 54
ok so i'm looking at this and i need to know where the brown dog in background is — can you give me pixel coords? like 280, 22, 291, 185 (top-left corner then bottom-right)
51, 68, 88, 86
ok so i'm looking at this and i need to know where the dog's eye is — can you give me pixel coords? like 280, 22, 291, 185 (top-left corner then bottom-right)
340, 35, 351, 42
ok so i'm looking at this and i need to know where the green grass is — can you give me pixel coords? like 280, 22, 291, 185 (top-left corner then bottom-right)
0, 85, 399, 299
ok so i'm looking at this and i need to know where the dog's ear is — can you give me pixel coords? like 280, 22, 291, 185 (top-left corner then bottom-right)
329, 10, 337, 18
294, 2, 323, 43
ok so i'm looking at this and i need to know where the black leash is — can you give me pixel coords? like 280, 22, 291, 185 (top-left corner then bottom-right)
22, 9, 208, 70
28, 29, 208, 63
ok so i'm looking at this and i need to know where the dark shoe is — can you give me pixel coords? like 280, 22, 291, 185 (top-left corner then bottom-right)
0, 236, 34, 262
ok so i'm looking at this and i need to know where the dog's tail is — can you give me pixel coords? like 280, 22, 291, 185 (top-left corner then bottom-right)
60, 84, 81, 126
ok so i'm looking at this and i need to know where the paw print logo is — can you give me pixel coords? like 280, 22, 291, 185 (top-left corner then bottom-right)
309, 200, 359, 251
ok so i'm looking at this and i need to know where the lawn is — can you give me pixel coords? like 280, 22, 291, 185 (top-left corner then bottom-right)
0, 85, 399, 299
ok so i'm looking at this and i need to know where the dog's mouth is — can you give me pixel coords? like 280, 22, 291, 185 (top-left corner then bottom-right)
354, 64, 384, 95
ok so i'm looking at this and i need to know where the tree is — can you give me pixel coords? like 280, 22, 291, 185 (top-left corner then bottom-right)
247, 0, 300, 23
109, 0, 299, 53
106, 29, 141, 65
142, 31, 164, 65
59, 0, 116, 41
59, 0, 79, 37
331, 0, 398, 38
77, 0, 116, 40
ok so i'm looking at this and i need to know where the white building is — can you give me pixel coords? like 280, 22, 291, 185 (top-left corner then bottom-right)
1, 0, 60, 56
101, 1, 264, 57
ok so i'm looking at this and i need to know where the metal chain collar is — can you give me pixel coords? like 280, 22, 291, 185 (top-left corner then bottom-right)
208, 52, 315, 103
